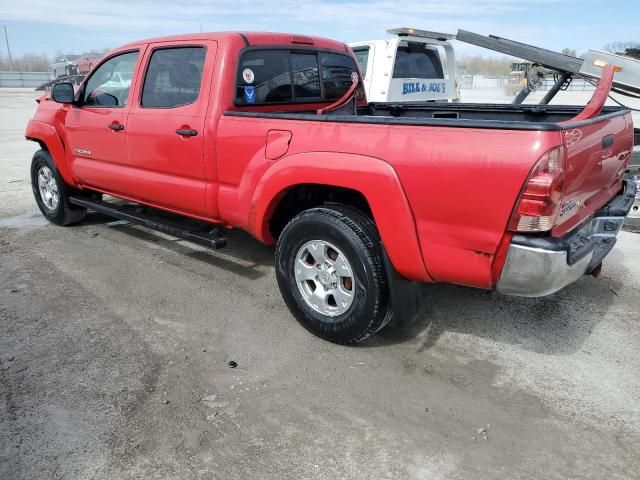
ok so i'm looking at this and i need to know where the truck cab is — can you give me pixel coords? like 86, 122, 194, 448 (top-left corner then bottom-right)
349, 28, 459, 103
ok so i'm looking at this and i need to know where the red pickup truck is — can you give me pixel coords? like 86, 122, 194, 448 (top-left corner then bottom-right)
25, 32, 636, 344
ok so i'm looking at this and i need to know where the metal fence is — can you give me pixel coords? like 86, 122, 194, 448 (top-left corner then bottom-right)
0, 71, 53, 88
460, 74, 595, 91
538, 78, 594, 91
460, 75, 595, 91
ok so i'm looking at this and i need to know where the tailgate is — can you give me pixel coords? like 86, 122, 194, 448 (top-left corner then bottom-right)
553, 111, 633, 236
552, 66, 634, 236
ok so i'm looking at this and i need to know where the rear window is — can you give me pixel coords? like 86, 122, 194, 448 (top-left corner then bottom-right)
353, 47, 369, 79
235, 49, 358, 105
320, 53, 356, 99
392, 44, 444, 79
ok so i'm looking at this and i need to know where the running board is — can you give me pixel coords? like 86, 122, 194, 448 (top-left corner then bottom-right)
69, 196, 227, 249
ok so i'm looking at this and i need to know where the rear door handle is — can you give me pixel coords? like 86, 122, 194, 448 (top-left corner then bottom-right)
108, 123, 125, 131
176, 128, 198, 137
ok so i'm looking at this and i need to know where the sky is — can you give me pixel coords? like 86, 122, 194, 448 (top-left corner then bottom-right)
0, 0, 639, 59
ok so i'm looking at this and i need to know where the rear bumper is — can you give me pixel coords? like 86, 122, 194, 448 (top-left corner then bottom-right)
497, 178, 637, 297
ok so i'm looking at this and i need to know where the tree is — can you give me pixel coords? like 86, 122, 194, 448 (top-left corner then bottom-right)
0, 53, 50, 72
561, 48, 577, 57
602, 41, 640, 54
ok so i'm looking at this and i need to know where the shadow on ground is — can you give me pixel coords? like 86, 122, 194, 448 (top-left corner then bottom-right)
78, 211, 627, 357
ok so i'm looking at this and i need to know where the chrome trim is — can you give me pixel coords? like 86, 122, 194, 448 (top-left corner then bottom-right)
497, 245, 592, 297
497, 210, 626, 297
627, 175, 640, 220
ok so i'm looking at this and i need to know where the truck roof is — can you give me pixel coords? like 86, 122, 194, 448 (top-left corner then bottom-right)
119, 31, 348, 52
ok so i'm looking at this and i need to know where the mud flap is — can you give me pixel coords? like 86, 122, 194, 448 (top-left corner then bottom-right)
382, 249, 421, 328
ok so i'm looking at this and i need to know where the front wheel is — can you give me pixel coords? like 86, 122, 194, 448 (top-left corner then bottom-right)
275, 206, 390, 344
31, 149, 86, 226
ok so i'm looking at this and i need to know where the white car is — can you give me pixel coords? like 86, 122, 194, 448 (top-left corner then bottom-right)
52, 54, 80, 78
349, 28, 459, 103
101, 71, 133, 88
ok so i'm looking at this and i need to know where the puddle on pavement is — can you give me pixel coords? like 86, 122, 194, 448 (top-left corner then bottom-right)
0, 210, 48, 230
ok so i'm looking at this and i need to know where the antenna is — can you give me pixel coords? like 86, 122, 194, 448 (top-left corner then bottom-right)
3, 25, 13, 71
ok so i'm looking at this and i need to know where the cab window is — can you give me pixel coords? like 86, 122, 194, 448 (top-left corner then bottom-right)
141, 47, 206, 108
319, 53, 356, 99
291, 53, 320, 100
235, 49, 358, 105
83, 51, 139, 107
392, 44, 444, 79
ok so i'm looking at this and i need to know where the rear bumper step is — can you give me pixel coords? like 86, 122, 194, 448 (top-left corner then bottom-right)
496, 178, 635, 297
69, 196, 227, 249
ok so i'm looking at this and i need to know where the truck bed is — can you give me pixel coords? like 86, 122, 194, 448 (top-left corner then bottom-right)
365, 102, 627, 125
223, 96, 632, 287
226, 103, 629, 131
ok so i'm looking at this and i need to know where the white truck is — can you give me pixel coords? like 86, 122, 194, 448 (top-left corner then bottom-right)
349, 28, 459, 103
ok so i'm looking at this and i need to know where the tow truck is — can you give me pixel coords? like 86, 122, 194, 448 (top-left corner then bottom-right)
349, 28, 459, 103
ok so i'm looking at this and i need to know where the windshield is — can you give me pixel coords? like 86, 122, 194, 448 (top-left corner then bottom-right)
392, 44, 444, 79
66, 55, 80, 61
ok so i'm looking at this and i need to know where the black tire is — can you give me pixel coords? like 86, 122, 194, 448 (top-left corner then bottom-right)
275, 205, 390, 344
31, 149, 87, 226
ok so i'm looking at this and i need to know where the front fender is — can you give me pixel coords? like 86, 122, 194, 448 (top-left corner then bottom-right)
25, 119, 76, 187
250, 152, 430, 282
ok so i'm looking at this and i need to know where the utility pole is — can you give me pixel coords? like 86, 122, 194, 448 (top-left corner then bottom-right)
3, 25, 13, 71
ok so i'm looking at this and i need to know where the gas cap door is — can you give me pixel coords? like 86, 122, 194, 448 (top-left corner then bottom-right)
265, 130, 292, 160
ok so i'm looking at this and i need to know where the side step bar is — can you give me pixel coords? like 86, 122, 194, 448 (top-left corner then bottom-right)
69, 196, 227, 249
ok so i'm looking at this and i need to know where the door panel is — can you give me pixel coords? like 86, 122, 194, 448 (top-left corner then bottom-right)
125, 41, 217, 216
66, 107, 129, 193
65, 50, 142, 194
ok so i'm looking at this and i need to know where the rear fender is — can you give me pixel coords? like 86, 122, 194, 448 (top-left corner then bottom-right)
25, 119, 76, 187
250, 152, 430, 282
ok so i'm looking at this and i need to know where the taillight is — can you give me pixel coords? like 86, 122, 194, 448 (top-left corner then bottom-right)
508, 146, 566, 232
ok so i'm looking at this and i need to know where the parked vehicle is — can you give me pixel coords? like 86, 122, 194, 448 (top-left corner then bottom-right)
503, 68, 527, 96
73, 52, 103, 75
52, 54, 80, 78
26, 32, 636, 344
101, 71, 133, 89
349, 28, 459, 103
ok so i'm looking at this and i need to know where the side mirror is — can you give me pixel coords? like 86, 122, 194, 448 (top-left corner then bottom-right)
51, 82, 75, 104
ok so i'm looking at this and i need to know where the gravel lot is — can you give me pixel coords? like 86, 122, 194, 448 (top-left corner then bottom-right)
1, 88, 639, 479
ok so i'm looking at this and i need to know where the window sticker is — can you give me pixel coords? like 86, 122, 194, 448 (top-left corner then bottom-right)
244, 86, 256, 104
242, 68, 255, 84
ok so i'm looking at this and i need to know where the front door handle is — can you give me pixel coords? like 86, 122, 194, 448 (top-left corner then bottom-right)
176, 128, 198, 137
108, 123, 125, 131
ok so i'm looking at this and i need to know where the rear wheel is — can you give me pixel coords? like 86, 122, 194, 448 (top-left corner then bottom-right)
275, 206, 390, 344
31, 149, 86, 226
